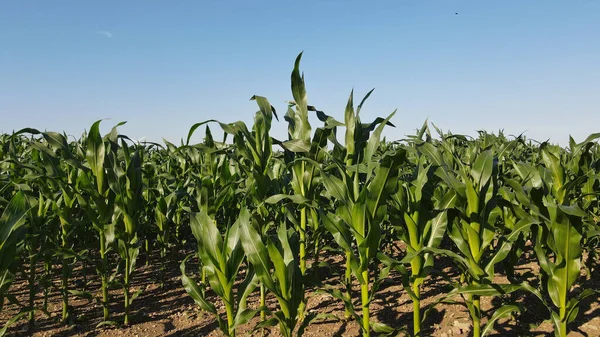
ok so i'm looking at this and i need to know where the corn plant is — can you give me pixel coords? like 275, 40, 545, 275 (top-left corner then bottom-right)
384, 153, 456, 337
105, 137, 144, 325
266, 53, 337, 320
79, 120, 119, 322
519, 143, 599, 337
17, 128, 86, 323
239, 209, 305, 337
0, 192, 30, 335
567, 134, 600, 278
216, 95, 279, 322
419, 143, 534, 337
181, 208, 258, 337
153, 192, 177, 285
278, 53, 333, 277
319, 89, 405, 336
9, 131, 62, 326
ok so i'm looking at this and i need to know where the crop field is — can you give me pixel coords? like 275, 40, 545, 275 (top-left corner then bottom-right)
1, 54, 599, 337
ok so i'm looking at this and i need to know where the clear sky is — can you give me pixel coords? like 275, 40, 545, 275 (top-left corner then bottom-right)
1, 1, 599, 145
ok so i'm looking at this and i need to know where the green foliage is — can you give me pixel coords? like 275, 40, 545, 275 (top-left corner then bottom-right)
0, 53, 599, 337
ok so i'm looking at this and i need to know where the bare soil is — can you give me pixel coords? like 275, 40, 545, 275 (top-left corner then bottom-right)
1, 244, 599, 337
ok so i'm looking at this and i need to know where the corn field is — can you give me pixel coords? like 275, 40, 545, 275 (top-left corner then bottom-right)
1, 54, 599, 337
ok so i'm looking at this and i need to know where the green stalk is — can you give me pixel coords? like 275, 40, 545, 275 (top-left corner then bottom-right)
160, 245, 166, 287
82, 258, 87, 292
413, 284, 421, 337
161, 230, 170, 286
61, 263, 68, 322
100, 233, 109, 321
344, 251, 352, 320
145, 238, 150, 266
361, 270, 370, 337
410, 256, 423, 337
557, 261, 569, 337
343, 164, 359, 321
299, 207, 307, 274
472, 294, 481, 337
225, 291, 235, 337
298, 207, 307, 321
43, 255, 51, 312
200, 264, 206, 296
60, 218, 69, 322
559, 303, 567, 337
260, 283, 266, 321
124, 255, 130, 325
28, 249, 36, 327
311, 209, 320, 266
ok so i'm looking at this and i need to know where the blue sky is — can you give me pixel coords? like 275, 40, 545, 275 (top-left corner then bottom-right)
1, 1, 599, 145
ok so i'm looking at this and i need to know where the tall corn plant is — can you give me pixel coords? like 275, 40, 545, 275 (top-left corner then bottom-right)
319, 90, 405, 336
268, 53, 336, 319
284, 54, 313, 279
278, 53, 333, 276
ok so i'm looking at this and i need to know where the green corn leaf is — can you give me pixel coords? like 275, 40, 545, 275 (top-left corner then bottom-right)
0, 311, 29, 337
0, 191, 29, 245
264, 194, 314, 207
481, 304, 519, 336
449, 283, 522, 297
471, 150, 494, 188
565, 289, 599, 324
364, 110, 396, 171
281, 139, 311, 153
484, 218, 536, 276
86, 120, 106, 194
238, 209, 275, 290
180, 256, 217, 315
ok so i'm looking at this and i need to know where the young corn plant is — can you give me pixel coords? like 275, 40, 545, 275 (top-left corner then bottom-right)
239, 209, 305, 337
78, 120, 119, 322
567, 135, 600, 278
23, 129, 86, 323
216, 94, 279, 322
277, 53, 334, 277
0, 192, 31, 335
106, 137, 144, 325
22, 192, 50, 327
22, 156, 65, 327
268, 53, 336, 318
153, 192, 178, 286
522, 144, 599, 337
419, 143, 534, 337
319, 89, 405, 336
4, 130, 54, 327
181, 208, 259, 337
384, 153, 456, 337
